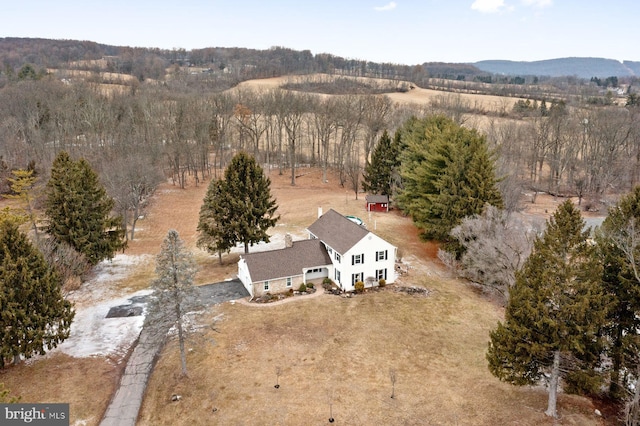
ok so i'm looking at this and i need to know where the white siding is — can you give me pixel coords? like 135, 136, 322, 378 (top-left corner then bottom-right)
239, 228, 396, 295
341, 233, 396, 291
305, 267, 331, 281
237, 258, 254, 297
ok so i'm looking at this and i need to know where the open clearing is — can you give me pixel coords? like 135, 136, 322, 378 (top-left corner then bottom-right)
0, 74, 612, 424
238, 74, 525, 114
132, 168, 605, 426
1, 167, 608, 425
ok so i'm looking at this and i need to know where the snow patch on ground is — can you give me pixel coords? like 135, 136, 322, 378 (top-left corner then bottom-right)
229, 230, 307, 254
56, 289, 152, 359
89, 253, 150, 285
52, 254, 154, 360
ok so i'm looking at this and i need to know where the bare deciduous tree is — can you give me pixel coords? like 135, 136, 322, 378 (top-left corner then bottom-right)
361, 94, 392, 163
313, 97, 340, 183
448, 205, 539, 300
35, 237, 91, 292
273, 89, 310, 185
103, 155, 164, 241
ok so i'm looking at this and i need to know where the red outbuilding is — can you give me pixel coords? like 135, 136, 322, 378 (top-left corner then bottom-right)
365, 194, 390, 212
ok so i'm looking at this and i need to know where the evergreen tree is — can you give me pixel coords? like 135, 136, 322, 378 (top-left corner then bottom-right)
197, 178, 236, 263
148, 229, 198, 376
627, 93, 639, 107
362, 130, 399, 197
397, 115, 503, 241
487, 200, 608, 418
6, 169, 39, 239
197, 152, 278, 254
597, 186, 640, 399
45, 151, 126, 265
540, 99, 549, 116
17, 64, 39, 80
0, 221, 74, 367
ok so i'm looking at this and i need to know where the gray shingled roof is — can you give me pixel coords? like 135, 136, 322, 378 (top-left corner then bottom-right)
242, 239, 332, 282
366, 194, 389, 204
306, 209, 369, 254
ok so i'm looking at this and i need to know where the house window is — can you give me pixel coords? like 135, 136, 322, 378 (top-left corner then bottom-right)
335, 253, 341, 263
327, 247, 333, 255
335, 269, 341, 282
376, 250, 388, 261
352, 272, 364, 285
352, 253, 364, 265
376, 269, 387, 281
264, 281, 270, 291
286, 277, 292, 287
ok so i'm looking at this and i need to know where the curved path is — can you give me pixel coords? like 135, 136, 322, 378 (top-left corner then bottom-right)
100, 280, 249, 426
236, 284, 326, 307
99, 280, 331, 425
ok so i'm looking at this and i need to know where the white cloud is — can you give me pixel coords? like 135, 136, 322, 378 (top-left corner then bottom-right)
471, 0, 507, 13
522, 0, 552, 7
374, 2, 397, 12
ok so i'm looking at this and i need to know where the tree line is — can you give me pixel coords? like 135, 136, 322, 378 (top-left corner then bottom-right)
1, 149, 127, 368
2, 75, 639, 217
10, 37, 627, 101
476, 190, 640, 423
0, 38, 493, 87
2, 81, 640, 420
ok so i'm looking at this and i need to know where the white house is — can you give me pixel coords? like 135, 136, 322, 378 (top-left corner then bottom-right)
237, 238, 332, 298
237, 209, 397, 297
307, 209, 397, 292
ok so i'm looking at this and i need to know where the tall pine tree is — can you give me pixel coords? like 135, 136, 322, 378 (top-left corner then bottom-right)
0, 221, 74, 367
597, 186, 640, 399
45, 151, 126, 265
362, 130, 400, 197
197, 152, 278, 254
487, 200, 608, 418
397, 115, 503, 241
197, 178, 236, 263
148, 229, 197, 376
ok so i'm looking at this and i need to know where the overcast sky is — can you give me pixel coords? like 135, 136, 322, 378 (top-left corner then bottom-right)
2, 0, 638, 65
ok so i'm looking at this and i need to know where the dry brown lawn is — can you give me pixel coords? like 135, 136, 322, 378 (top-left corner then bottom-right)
1, 167, 610, 425
132, 168, 606, 425
0, 169, 602, 425
0, 70, 612, 425
0, 354, 120, 425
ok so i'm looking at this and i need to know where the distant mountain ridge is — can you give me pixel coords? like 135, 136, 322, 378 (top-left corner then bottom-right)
2, 37, 639, 81
474, 57, 640, 78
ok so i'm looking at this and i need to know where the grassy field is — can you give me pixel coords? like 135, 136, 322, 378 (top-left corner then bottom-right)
134, 168, 606, 425
1, 167, 609, 425
0, 76, 611, 423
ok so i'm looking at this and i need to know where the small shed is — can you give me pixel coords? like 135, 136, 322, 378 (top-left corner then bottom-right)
366, 194, 390, 212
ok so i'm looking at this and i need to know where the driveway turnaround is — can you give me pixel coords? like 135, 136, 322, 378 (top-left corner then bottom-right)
196, 279, 250, 306
100, 279, 249, 426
